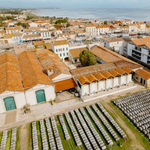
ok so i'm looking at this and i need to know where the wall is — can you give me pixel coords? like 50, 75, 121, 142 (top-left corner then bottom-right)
90, 82, 97, 94
98, 80, 105, 91
81, 84, 89, 96
25, 84, 56, 106
0, 91, 26, 113
113, 77, 119, 87
106, 78, 112, 89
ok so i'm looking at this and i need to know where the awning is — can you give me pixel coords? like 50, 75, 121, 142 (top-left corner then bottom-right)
55, 78, 77, 92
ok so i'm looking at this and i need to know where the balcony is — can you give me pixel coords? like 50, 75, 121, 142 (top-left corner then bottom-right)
132, 53, 141, 60
132, 52, 141, 57
132, 49, 142, 54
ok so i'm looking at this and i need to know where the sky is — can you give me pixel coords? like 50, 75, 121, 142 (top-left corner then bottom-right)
0, 0, 150, 8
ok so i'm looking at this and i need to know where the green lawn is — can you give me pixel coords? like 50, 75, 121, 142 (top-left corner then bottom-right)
0, 132, 2, 145
63, 115, 85, 150
36, 122, 42, 150
5, 130, 11, 150
16, 127, 20, 150
28, 123, 32, 150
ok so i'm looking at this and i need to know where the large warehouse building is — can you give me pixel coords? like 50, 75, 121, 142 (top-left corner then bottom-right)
0, 50, 76, 113
71, 46, 143, 99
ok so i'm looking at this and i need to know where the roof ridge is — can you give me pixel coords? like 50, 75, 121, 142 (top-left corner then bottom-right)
23, 51, 39, 85
6, 54, 7, 92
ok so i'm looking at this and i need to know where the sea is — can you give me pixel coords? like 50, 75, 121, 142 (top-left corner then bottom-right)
32, 8, 150, 22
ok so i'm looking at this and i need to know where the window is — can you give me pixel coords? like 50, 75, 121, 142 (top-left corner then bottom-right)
61, 58, 63, 61
63, 48, 65, 51
67, 52, 68, 55
56, 49, 58, 52
60, 53, 62, 57
66, 48, 68, 50
63, 53, 65, 56
136, 77, 138, 80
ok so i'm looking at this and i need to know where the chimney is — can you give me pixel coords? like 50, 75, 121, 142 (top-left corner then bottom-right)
46, 66, 53, 76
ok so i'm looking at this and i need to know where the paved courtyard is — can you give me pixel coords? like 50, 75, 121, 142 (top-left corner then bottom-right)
0, 83, 146, 131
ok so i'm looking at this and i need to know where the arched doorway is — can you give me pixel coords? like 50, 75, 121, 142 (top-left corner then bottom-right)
35, 90, 46, 103
3, 97, 16, 111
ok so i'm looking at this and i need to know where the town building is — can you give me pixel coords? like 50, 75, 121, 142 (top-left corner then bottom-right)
127, 37, 150, 66
71, 45, 142, 100
69, 47, 89, 63
100, 37, 124, 54
36, 49, 76, 93
134, 69, 150, 87
14, 43, 27, 54
51, 40, 69, 61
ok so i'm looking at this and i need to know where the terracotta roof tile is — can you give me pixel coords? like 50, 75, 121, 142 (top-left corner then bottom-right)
116, 68, 127, 75
109, 69, 120, 77
86, 74, 97, 82
69, 47, 88, 59
94, 72, 106, 80
102, 71, 113, 78
55, 78, 76, 92
36, 49, 71, 79
101, 37, 123, 43
53, 40, 68, 46
135, 69, 150, 80
0, 54, 23, 94
78, 76, 90, 85
123, 67, 133, 74
17, 51, 53, 91
132, 37, 150, 49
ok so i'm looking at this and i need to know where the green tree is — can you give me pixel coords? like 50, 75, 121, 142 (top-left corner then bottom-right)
6, 16, 13, 20
112, 47, 115, 52
66, 22, 70, 27
54, 24, 60, 30
104, 21, 107, 25
79, 50, 98, 66
55, 19, 67, 24
17, 22, 23, 26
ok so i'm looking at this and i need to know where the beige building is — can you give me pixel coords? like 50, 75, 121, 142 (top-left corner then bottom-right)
129, 24, 138, 33
59, 32, 76, 40
138, 22, 146, 32
14, 44, 28, 54
134, 69, 150, 87
6, 26, 23, 34
100, 37, 124, 54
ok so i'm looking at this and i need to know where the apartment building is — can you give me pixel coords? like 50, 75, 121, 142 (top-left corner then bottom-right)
129, 24, 138, 33
127, 37, 150, 66
86, 25, 110, 36
51, 40, 69, 62
85, 25, 96, 36
96, 25, 110, 35
138, 22, 146, 32
100, 37, 124, 54
6, 26, 23, 34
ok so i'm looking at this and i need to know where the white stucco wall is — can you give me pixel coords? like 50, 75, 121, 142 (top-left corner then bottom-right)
126, 74, 132, 83
44, 85, 56, 101
90, 82, 97, 94
25, 84, 56, 106
0, 91, 26, 113
81, 84, 89, 96
98, 80, 105, 91
106, 79, 112, 89
113, 77, 119, 87
120, 75, 126, 85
